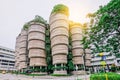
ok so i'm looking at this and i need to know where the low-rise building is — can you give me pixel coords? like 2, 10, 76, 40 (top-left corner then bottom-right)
0, 46, 15, 71
91, 52, 119, 72
115, 58, 120, 66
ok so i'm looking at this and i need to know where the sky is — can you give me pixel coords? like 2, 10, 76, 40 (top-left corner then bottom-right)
0, 0, 110, 49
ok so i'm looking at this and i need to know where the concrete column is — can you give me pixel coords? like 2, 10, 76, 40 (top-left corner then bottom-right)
40, 66, 41, 72
55, 64, 56, 67
61, 64, 63, 70
55, 64, 56, 71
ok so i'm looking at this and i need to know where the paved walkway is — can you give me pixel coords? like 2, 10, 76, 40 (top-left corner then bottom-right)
0, 73, 90, 80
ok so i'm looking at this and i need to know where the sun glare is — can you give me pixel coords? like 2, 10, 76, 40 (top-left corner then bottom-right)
68, 4, 89, 24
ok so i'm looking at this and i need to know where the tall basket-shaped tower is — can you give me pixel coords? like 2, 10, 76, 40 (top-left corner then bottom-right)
19, 29, 28, 72
49, 4, 69, 74
28, 16, 47, 74
70, 23, 85, 75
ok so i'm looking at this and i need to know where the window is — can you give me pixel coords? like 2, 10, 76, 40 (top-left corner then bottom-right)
117, 60, 120, 64
0, 55, 4, 57
2, 60, 8, 62
9, 61, 15, 63
1, 63, 8, 65
9, 64, 14, 66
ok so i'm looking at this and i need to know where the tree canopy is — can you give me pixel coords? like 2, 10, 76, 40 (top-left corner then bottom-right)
82, 0, 120, 57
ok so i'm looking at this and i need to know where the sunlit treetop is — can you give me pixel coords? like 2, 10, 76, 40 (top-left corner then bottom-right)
86, 13, 96, 18
51, 4, 69, 16
69, 21, 82, 27
69, 21, 88, 30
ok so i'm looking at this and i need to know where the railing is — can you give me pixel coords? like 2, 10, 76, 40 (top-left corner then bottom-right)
91, 61, 114, 65
91, 57, 101, 61
91, 56, 115, 61
0, 57, 15, 61
0, 50, 14, 55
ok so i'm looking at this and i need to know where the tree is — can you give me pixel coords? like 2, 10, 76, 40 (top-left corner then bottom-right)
67, 52, 74, 74
82, 0, 120, 57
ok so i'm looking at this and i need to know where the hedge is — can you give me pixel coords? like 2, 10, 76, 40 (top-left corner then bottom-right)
90, 72, 120, 80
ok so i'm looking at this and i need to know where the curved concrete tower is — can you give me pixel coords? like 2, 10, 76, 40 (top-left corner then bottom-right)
28, 22, 47, 74
70, 23, 85, 75
85, 49, 91, 69
15, 35, 21, 71
19, 29, 28, 72
49, 12, 69, 74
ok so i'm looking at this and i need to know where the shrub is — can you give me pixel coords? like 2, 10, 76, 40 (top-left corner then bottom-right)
90, 72, 120, 80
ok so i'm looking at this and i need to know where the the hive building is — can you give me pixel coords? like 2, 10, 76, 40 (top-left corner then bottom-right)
15, 4, 91, 75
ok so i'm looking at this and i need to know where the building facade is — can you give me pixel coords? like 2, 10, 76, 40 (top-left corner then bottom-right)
0, 46, 15, 71
115, 58, 120, 67
91, 52, 120, 73
15, 21, 91, 75
15, 4, 91, 75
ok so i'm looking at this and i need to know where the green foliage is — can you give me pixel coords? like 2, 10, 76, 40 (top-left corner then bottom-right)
52, 65, 67, 70
69, 21, 82, 28
30, 66, 47, 72
90, 72, 120, 80
45, 37, 50, 44
23, 15, 47, 30
67, 28, 74, 73
67, 60, 74, 71
51, 4, 69, 16
67, 52, 73, 60
115, 54, 120, 58
23, 23, 29, 30
45, 28, 50, 37
45, 28, 53, 74
67, 52, 74, 71
30, 15, 47, 26
82, 0, 120, 56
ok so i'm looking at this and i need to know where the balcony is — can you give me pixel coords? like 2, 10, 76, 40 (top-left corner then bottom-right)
91, 60, 114, 66
0, 57, 15, 61
91, 56, 115, 61
91, 57, 101, 61
106, 56, 115, 60
0, 50, 14, 55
